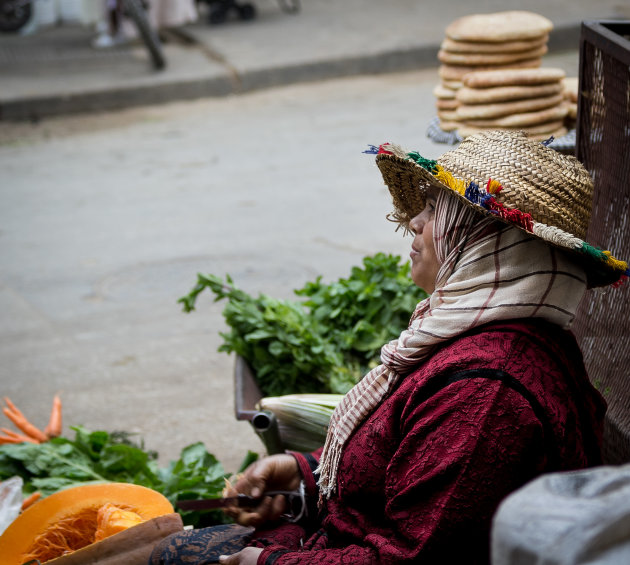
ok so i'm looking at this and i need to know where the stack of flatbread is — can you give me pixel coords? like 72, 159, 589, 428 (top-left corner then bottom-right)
435, 11, 553, 133
562, 77, 579, 130
454, 68, 569, 141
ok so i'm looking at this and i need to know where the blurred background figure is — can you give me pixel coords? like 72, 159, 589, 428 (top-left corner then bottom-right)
7, 0, 101, 35
92, 0, 198, 48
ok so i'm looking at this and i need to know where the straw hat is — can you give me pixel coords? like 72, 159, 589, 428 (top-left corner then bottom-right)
373, 130, 628, 288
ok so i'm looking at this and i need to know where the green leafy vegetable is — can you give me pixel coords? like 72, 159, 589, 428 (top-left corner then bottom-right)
295, 253, 426, 370
0, 426, 258, 527
179, 273, 351, 396
179, 253, 428, 396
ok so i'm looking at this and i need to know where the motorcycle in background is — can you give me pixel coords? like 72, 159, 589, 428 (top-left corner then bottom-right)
0, 0, 31, 32
0, 0, 165, 69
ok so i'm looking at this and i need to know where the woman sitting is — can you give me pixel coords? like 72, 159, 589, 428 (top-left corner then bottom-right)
153, 130, 629, 565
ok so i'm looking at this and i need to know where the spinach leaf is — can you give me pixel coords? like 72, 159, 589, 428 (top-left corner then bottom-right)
179, 254, 428, 396
0, 427, 258, 527
179, 273, 345, 396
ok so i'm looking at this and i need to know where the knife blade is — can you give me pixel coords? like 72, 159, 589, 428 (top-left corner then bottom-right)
176, 490, 293, 512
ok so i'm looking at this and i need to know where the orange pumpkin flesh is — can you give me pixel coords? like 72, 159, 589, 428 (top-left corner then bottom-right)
94, 503, 144, 542
0, 482, 174, 565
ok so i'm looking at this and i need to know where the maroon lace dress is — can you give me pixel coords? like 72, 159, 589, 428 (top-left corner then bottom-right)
250, 319, 606, 565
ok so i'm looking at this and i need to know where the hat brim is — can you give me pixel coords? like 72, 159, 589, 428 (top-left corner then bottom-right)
376, 151, 625, 288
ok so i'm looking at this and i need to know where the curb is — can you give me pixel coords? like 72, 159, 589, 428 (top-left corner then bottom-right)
0, 24, 582, 122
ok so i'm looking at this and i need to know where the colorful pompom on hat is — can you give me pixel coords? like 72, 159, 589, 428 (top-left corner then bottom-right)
371, 130, 629, 288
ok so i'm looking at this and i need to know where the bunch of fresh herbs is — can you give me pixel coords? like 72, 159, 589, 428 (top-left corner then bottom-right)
179, 273, 352, 396
0, 426, 257, 527
179, 253, 428, 396
296, 253, 426, 371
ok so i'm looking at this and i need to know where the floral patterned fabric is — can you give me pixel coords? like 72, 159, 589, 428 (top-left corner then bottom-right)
149, 524, 254, 565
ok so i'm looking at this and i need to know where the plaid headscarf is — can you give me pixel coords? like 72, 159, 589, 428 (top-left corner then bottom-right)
317, 190, 588, 499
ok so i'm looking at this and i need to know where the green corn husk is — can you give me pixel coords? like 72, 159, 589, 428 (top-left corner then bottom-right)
257, 394, 344, 452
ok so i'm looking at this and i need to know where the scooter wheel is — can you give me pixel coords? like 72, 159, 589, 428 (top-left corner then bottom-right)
0, 0, 32, 32
237, 3, 256, 21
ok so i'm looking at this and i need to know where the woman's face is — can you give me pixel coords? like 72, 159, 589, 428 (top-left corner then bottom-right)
409, 187, 441, 294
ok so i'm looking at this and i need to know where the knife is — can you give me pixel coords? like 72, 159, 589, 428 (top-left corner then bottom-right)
177, 483, 307, 523
176, 490, 298, 512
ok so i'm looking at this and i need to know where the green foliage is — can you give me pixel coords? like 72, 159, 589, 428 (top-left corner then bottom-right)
179, 253, 428, 396
180, 273, 348, 396
295, 253, 426, 370
0, 426, 258, 528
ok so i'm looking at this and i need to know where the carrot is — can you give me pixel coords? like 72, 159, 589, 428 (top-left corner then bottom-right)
2, 408, 46, 442
3, 397, 25, 420
0, 427, 39, 444
0, 436, 23, 444
21, 491, 41, 511
44, 395, 62, 439
0, 434, 33, 444
2, 398, 48, 443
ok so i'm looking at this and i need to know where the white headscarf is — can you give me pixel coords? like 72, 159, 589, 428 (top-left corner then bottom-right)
316, 190, 587, 499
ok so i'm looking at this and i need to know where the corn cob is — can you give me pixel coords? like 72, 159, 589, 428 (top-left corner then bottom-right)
257, 394, 343, 452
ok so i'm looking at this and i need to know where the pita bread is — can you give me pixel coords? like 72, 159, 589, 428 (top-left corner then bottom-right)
433, 84, 457, 99
456, 82, 563, 104
441, 79, 464, 90
446, 11, 553, 43
439, 58, 542, 81
458, 125, 568, 141
440, 35, 548, 54
436, 98, 460, 110
456, 93, 565, 120
521, 128, 568, 141
463, 67, 566, 88
437, 109, 459, 121
438, 44, 548, 66
439, 120, 460, 132
563, 77, 579, 103
459, 119, 564, 134
461, 104, 569, 127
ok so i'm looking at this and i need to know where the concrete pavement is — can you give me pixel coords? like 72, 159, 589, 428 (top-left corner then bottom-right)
1, 0, 628, 120
0, 48, 587, 472
0, 1, 628, 472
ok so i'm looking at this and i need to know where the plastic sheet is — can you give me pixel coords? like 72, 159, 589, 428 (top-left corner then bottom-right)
0, 476, 23, 536
492, 464, 630, 564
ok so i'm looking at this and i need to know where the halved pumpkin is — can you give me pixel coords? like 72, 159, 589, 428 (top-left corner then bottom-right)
0, 482, 176, 565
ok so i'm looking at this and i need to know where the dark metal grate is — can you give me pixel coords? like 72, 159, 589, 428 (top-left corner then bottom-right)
573, 20, 630, 464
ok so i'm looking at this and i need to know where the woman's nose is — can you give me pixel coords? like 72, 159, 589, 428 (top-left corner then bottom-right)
410, 212, 424, 234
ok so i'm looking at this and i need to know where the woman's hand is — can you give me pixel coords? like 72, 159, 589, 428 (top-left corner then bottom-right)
218, 547, 263, 565
224, 453, 301, 527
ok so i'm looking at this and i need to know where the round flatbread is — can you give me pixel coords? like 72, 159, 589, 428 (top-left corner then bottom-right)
463, 67, 566, 88
461, 103, 569, 127
456, 82, 563, 104
439, 58, 542, 81
437, 109, 459, 121
438, 44, 548, 66
522, 128, 568, 141
440, 35, 548, 54
439, 120, 460, 132
458, 125, 568, 142
459, 119, 565, 134
433, 83, 457, 99
455, 93, 565, 120
446, 11, 553, 43
441, 79, 464, 90
563, 77, 579, 103
436, 98, 460, 110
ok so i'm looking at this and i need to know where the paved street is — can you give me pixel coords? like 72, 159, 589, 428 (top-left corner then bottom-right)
1, 0, 621, 119
1, 50, 579, 471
